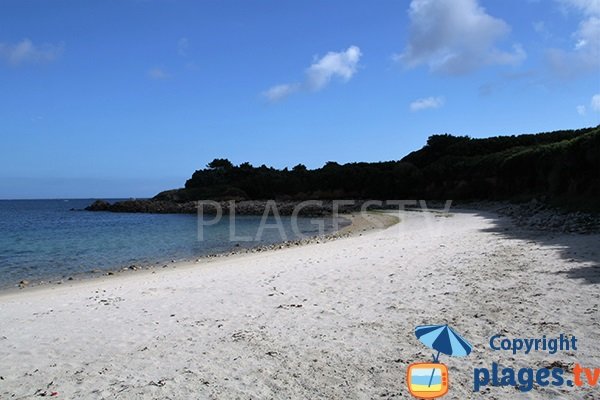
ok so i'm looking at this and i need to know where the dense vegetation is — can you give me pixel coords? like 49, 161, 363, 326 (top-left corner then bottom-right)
155, 126, 600, 208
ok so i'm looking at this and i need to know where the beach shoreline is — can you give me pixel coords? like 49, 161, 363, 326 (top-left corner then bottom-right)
2, 211, 400, 297
1, 209, 598, 398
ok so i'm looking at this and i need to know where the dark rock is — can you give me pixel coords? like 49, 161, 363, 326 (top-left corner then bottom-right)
85, 200, 111, 211
84, 199, 366, 216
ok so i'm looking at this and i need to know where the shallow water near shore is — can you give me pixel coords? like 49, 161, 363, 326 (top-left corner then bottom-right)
0, 199, 343, 289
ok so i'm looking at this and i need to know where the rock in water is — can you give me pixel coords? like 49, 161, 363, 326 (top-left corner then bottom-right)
85, 200, 111, 211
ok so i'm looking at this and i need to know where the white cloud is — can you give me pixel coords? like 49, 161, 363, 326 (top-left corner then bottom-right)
306, 46, 362, 91
410, 96, 445, 112
0, 38, 63, 66
177, 37, 189, 57
577, 105, 587, 115
147, 67, 170, 80
547, 1, 600, 76
558, 0, 600, 16
262, 83, 301, 102
395, 0, 526, 74
262, 45, 362, 102
575, 15, 600, 49
592, 94, 600, 112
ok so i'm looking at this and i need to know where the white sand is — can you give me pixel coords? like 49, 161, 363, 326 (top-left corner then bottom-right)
1, 210, 599, 399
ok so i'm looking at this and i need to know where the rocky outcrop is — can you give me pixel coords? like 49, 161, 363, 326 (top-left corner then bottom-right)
85, 200, 112, 211
461, 200, 600, 234
495, 200, 600, 234
85, 199, 368, 216
86, 199, 196, 213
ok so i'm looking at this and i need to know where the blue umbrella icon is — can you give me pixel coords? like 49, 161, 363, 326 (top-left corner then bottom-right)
415, 324, 472, 387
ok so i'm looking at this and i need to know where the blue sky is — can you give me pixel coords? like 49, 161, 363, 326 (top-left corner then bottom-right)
1, 0, 599, 199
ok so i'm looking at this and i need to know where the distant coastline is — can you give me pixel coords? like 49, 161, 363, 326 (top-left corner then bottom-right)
84, 126, 600, 216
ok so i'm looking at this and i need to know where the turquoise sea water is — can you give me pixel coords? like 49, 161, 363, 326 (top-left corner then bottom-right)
0, 199, 341, 289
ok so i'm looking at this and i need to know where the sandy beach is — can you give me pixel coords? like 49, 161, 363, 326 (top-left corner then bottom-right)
1, 209, 599, 399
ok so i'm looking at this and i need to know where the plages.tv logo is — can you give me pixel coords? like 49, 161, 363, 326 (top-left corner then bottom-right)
406, 324, 473, 399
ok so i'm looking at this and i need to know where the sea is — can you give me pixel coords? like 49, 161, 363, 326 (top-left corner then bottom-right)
0, 199, 342, 289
